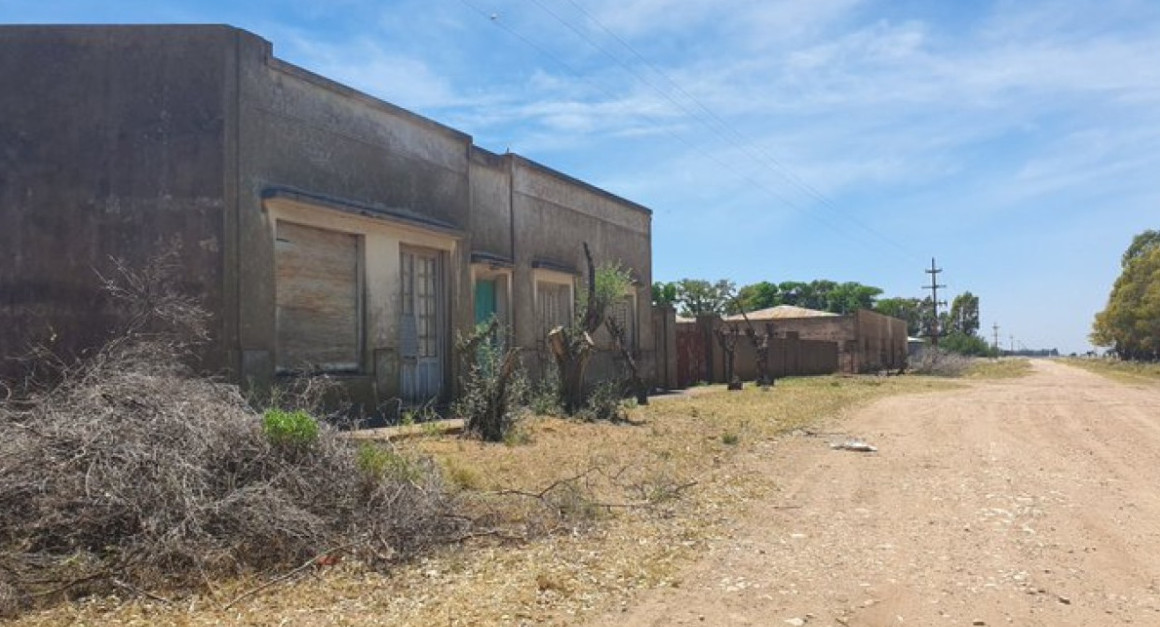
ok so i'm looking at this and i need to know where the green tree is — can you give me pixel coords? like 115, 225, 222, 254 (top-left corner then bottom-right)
807, 280, 838, 310
674, 278, 735, 317
875, 297, 924, 336
548, 245, 634, 414
941, 331, 994, 357
733, 279, 884, 315
775, 281, 809, 307
734, 281, 781, 312
651, 281, 678, 308
1092, 231, 1160, 360
1121, 229, 1160, 267
826, 281, 883, 314
947, 292, 980, 336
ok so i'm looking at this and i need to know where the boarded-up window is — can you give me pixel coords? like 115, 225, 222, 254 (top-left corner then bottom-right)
275, 221, 361, 372
537, 281, 572, 341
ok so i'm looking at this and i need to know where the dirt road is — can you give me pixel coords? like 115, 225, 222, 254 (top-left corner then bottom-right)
598, 361, 1160, 626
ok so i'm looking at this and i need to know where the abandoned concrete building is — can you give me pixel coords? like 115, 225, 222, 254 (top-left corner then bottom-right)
0, 25, 654, 412
672, 304, 907, 387
722, 305, 908, 374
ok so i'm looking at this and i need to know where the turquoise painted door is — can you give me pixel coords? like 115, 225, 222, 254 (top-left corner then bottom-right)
474, 279, 497, 324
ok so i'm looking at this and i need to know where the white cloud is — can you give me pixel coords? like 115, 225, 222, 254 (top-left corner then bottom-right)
273, 34, 461, 110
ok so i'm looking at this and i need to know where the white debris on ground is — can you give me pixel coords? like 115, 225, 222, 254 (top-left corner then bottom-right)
830, 439, 878, 453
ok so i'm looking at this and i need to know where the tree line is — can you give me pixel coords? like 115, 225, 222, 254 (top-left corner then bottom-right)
1091, 230, 1160, 361
653, 278, 995, 356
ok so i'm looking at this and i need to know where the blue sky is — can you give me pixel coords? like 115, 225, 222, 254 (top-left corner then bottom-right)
5, 0, 1158, 354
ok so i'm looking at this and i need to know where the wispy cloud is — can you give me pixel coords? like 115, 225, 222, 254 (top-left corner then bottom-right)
271, 32, 461, 110
17, 0, 1149, 353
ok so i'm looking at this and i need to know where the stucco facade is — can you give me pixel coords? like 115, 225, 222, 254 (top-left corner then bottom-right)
0, 25, 654, 413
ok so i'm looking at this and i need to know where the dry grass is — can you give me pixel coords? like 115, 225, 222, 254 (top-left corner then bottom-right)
965, 358, 1033, 379
10, 374, 956, 626
1062, 357, 1160, 386
909, 349, 974, 377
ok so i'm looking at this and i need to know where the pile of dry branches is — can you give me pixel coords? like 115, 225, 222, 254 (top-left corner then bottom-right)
0, 252, 463, 615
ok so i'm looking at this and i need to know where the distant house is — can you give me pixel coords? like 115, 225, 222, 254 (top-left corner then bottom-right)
0, 25, 655, 412
722, 305, 908, 374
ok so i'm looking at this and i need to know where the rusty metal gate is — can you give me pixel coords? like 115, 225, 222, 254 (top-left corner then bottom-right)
675, 323, 708, 388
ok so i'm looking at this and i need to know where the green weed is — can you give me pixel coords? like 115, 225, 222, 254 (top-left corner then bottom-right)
261, 408, 319, 448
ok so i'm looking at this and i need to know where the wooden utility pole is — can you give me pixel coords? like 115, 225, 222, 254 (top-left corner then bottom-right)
992, 322, 1000, 354
922, 258, 947, 348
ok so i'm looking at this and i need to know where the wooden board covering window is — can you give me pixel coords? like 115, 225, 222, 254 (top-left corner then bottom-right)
275, 221, 361, 372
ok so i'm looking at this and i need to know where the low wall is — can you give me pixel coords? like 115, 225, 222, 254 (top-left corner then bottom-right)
675, 317, 838, 387
853, 309, 909, 373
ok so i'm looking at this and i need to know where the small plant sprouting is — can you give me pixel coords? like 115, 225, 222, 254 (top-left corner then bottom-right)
261, 408, 319, 448
720, 431, 740, 446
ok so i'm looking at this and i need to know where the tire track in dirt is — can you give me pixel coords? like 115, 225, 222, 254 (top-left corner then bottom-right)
596, 361, 1160, 626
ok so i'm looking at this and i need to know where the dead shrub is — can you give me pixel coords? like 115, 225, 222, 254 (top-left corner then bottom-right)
0, 251, 464, 614
911, 347, 974, 377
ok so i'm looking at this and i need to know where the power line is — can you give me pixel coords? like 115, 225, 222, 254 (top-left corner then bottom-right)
456, 0, 874, 245
554, 0, 921, 262
922, 258, 946, 348
457, 0, 924, 262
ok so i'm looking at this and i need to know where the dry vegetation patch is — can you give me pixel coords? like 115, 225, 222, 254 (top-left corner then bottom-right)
965, 357, 1033, 379
0, 253, 464, 621
1062, 357, 1160, 386
11, 375, 956, 625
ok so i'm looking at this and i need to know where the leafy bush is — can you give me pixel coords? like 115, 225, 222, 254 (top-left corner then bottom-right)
577, 380, 628, 422
454, 320, 525, 442
262, 408, 319, 448
526, 361, 563, 416
940, 331, 996, 357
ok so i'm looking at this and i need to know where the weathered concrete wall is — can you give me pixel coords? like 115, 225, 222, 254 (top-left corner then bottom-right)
1, 25, 659, 415
507, 156, 654, 386
0, 26, 231, 378
762, 316, 858, 372
730, 335, 839, 380
468, 147, 513, 263
748, 312, 908, 373
674, 317, 839, 387
232, 32, 474, 409
853, 309, 909, 372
